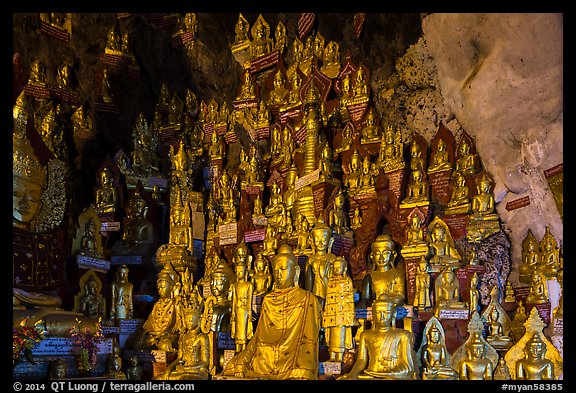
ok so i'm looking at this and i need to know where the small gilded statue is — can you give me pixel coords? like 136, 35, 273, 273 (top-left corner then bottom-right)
455, 138, 478, 176
344, 150, 362, 194
539, 226, 560, 279
378, 125, 404, 173
400, 167, 429, 207
110, 264, 134, 322
94, 166, 118, 215
78, 274, 105, 319
458, 334, 494, 380
493, 357, 512, 380
154, 294, 210, 380
221, 244, 320, 380
267, 70, 289, 106
360, 234, 406, 307
321, 40, 341, 79
412, 256, 431, 309
470, 173, 498, 222
434, 267, 467, 312
231, 14, 250, 53
306, 220, 337, 309
322, 257, 355, 362
251, 253, 272, 296
525, 269, 549, 305
102, 354, 127, 379
250, 15, 274, 59
427, 138, 452, 173
469, 272, 480, 314
340, 294, 417, 380
515, 333, 554, 380
402, 211, 429, 257
427, 218, 462, 269
351, 207, 362, 230
485, 306, 513, 351
112, 190, 154, 257
519, 229, 541, 283
329, 190, 352, 237
361, 107, 381, 144
206, 259, 234, 333
419, 316, 458, 380
351, 66, 369, 104
230, 262, 254, 354
78, 218, 104, 259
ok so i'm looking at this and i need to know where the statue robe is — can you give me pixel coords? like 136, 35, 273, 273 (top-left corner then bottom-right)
222, 286, 320, 379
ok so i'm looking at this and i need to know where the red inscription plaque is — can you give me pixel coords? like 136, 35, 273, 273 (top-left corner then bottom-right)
505, 196, 530, 212
544, 163, 563, 179
24, 84, 50, 99
312, 181, 337, 216
244, 229, 266, 243
404, 257, 420, 306
203, 123, 215, 142
246, 185, 262, 195
279, 105, 302, 124
50, 87, 80, 106
250, 50, 280, 74
159, 14, 179, 31
294, 125, 307, 145
40, 22, 70, 42
233, 99, 258, 111
159, 126, 181, 145
429, 170, 452, 204
298, 13, 316, 39
385, 169, 404, 208
172, 32, 195, 48
256, 127, 270, 140
514, 286, 531, 303
442, 214, 468, 241
94, 102, 120, 114
214, 124, 227, 137
347, 102, 369, 124
224, 131, 238, 144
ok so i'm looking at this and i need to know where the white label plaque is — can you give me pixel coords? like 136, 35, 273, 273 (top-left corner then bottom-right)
222, 349, 236, 369
32, 337, 113, 356
319, 361, 341, 375
438, 309, 469, 320
77, 255, 111, 273
295, 168, 320, 190
120, 318, 144, 334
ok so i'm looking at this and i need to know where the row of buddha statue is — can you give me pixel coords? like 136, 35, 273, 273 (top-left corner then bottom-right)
14, 13, 561, 382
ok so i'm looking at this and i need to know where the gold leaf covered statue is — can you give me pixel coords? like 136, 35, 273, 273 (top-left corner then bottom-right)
470, 173, 498, 222
77, 272, 105, 319
539, 226, 560, 279
250, 15, 273, 59
434, 267, 467, 312
340, 294, 417, 380
329, 190, 352, 237
377, 125, 404, 173
426, 217, 461, 270
525, 268, 549, 305
504, 307, 562, 380
482, 285, 513, 351
230, 261, 254, 353
321, 40, 341, 79
323, 257, 355, 362
413, 256, 431, 309
361, 107, 381, 144
94, 166, 118, 215
402, 209, 429, 257
519, 229, 540, 283
400, 166, 429, 208
445, 171, 470, 215
267, 69, 289, 106
110, 264, 134, 322
102, 354, 127, 379
455, 138, 478, 176
427, 138, 452, 173
306, 219, 337, 309
251, 253, 272, 296
231, 14, 250, 53
155, 290, 210, 380
221, 244, 320, 379
112, 190, 154, 257
417, 316, 458, 380
360, 234, 406, 307
205, 259, 234, 333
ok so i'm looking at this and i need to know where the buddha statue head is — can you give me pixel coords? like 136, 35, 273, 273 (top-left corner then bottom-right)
370, 234, 397, 271
311, 219, 332, 253
525, 333, 547, 360
372, 294, 396, 328
13, 129, 47, 230
156, 263, 178, 299
233, 240, 250, 268
271, 243, 299, 290
210, 259, 234, 300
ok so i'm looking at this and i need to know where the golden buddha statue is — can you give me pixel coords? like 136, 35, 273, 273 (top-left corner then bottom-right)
291, 37, 304, 65
318, 140, 335, 181
251, 252, 272, 296
445, 170, 470, 215
113, 190, 155, 257
340, 294, 417, 380
493, 357, 512, 380
230, 262, 254, 353
515, 333, 554, 380
434, 267, 467, 311
78, 274, 105, 319
208, 130, 225, 161
519, 229, 541, 283
400, 167, 429, 207
231, 14, 250, 53
78, 218, 104, 259
265, 182, 288, 234
360, 107, 381, 144
418, 316, 458, 380
408, 139, 425, 172
56, 62, 74, 91
469, 173, 498, 222
553, 269, 563, 319
294, 213, 312, 256
469, 272, 480, 314
155, 295, 210, 380
267, 69, 289, 106
539, 226, 560, 279
274, 21, 287, 54
351, 66, 369, 104
323, 257, 355, 362
110, 264, 134, 322
351, 207, 362, 230
105, 24, 121, 55
402, 211, 429, 257
427, 218, 461, 269
360, 234, 406, 307
283, 67, 303, 109
103, 354, 127, 379
344, 149, 362, 194
94, 166, 118, 215
378, 125, 404, 173
121, 31, 137, 64
525, 268, 549, 304
359, 155, 376, 193
136, 263, 179, 351
232, 241, 253, 274
504, 280, 516, 303
428, 138, 452, 173
100, 68, 114, 103
306, 219, 337, 308
485, 306, 513, 351
458, 333, 494, 380
321, 40, 341, 79
299, 35, 315, 76
329, 190, 352, 237
455, 139, 478, 176
221, 244, 320, 380
206, 259, 234, 333
511, 301, 528, 343
237, 70, 257, 101
262, 224, 278, 257
27, 58, 47, 87
252, 194, 264, 220
413, 256, 431, 309
250, 15, 273, 59
339, 73, 354, 118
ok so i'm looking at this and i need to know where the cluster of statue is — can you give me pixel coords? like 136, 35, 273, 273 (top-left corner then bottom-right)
13, 13, 562, 382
